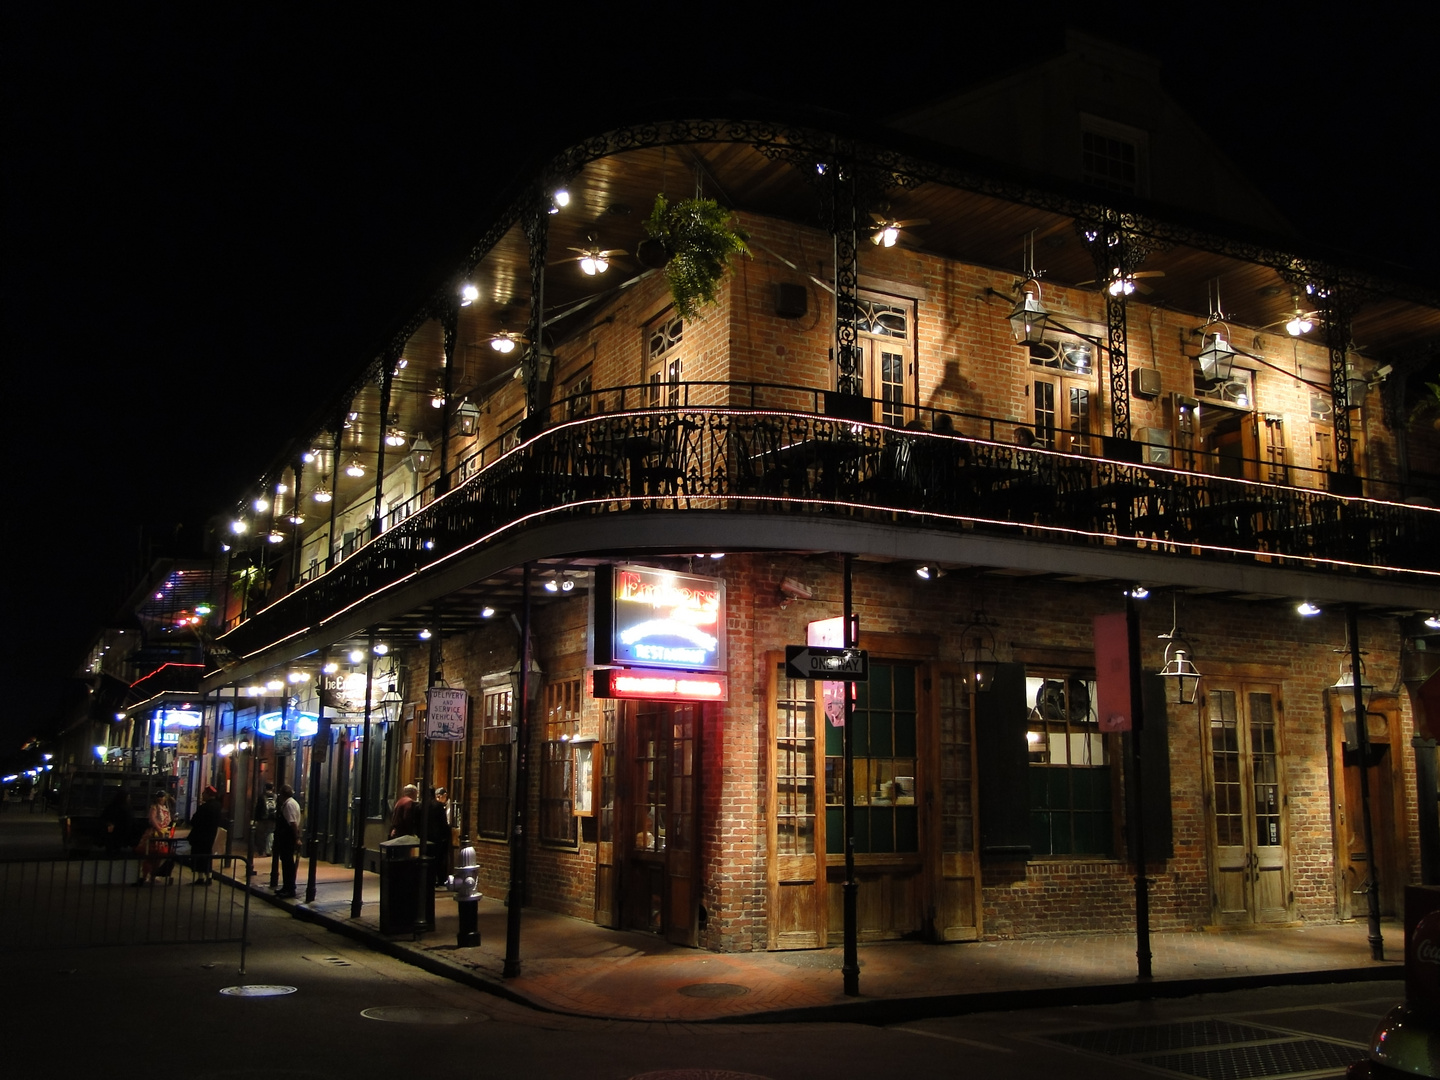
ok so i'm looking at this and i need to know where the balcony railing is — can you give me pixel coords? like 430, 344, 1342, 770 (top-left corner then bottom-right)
218, 401, 1440, 657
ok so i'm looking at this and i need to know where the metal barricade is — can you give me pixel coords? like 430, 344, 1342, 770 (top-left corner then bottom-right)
0, 852, 253, 971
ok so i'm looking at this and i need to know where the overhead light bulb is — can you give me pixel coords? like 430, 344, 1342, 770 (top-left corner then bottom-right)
231, 519, 248, 535
349, 649, 365, 664
490, 333, 516, 354
1425, 615, 1440, 630
460, 283, 479, 306
267, 529, 285, 544
550, 188, 570, 213
419, 628, 432, 640
879, 226, 898, 247
544, 579, 559, 593
253, 497, 269, 512
431, 388, 446, 408
323, 662, 339, 674
373, 643, 389, 655
313, 486, 332, 503
580, 255, 599, 275
386, 429, 407, 447
481, 606, 496, 618
1297, 601, 1322, 617
1286, 313, 1313, 336
345, 458, 365, 478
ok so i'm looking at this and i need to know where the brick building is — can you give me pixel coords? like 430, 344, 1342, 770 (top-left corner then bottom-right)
199, 35, 1439, 952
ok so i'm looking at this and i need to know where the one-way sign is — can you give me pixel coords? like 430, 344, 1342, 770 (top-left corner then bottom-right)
785, 645, 869, 681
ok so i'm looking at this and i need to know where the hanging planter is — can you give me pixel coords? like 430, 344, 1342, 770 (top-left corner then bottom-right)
643, 194, 750, 320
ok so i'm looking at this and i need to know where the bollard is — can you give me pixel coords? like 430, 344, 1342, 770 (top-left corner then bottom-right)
448, 841, 481, 947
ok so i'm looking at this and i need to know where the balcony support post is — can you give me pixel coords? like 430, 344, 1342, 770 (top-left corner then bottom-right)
1322, 290, 1359, 475
1082, 211, 1142, 442
372, 358, 396, 537
521, 195, 549, 436
325, 414, 343, 571
830, 164, 862, 397
436, 299, 459, 496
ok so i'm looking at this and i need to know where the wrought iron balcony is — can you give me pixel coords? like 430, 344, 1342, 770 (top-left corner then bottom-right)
219, 402, 1440, 659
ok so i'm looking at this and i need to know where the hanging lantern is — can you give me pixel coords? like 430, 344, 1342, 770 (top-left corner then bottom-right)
1008, 289, 1051, 345
1159, 641, 1203, 705
958, 610, 1000, 692
456, 399, 481, 437
1197, 330, 1235, 383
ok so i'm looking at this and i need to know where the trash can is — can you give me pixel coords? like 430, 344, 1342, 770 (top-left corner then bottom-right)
378, 835, 434, 933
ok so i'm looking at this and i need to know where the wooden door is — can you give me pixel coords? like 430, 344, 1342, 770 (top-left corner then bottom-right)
932, 669, 982, 940
1329, 691, 1407, 919
767, 656, 826, 948
664, 703, 699, 946
593, 700, 618, 927
1207, 683, 1292, 926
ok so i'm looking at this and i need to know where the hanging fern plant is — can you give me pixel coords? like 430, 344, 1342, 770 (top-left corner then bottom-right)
643, 194, 750, 320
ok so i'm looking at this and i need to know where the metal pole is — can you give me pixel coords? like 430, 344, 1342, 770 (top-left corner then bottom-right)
352, 631, 376, 918
304, 651, 329, 904
1125, 594, 1152, 979
416, 626, 442, 939
842, 553, 859, 996
270, 694, 289, 891
1349, 603, 1385, 960
504, 563, 532, 978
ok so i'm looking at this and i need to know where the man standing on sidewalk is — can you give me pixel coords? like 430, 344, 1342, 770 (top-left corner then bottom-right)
273, 784, 301, 898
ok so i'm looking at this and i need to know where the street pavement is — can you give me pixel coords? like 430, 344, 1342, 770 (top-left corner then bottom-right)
2, 806, 1407, 1039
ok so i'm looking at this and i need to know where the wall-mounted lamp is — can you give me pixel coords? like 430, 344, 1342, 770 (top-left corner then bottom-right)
408, 434, 434, 472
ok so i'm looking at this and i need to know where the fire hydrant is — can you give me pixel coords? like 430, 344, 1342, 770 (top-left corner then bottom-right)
448, 841, 481, 947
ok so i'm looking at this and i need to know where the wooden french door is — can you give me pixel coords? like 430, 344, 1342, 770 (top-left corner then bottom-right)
767, 657, 825, 948
933, 669, 982, 940
596, 699, 700, 944
1206, 683, 1292, 926
1328, 691, 1407, 919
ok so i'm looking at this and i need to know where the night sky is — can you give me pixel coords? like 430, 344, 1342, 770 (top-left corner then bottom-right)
4, 6, 1434, 759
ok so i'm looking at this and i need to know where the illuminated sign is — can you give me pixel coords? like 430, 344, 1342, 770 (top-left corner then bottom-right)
592, 668, 728, 702
592, 564, 725, 672
256, 711, 320, 739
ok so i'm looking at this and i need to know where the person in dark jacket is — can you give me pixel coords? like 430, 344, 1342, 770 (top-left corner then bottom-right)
426, 788, 452, 887
187, 786, 222, 885
100, 790, 131, 856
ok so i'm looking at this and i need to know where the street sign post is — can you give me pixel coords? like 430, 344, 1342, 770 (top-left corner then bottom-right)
785, 645, 869, 682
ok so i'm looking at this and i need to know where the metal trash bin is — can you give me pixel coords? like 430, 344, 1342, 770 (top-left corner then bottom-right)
378, 834, 434, 933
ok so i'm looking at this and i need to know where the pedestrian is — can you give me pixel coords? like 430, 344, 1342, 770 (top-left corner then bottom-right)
272, 783, 301, 898
187, 786, 222, 885
389, 784, 420, 838
427, 788, 452, 887
100, 789, 131, 857
252, 781, 276, 859
133, 789, 173, 885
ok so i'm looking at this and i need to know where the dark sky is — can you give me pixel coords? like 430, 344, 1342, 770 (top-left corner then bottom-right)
3, 6, 1434, 756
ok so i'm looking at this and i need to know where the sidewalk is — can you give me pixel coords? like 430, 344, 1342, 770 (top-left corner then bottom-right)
240, 854, 1405, 1023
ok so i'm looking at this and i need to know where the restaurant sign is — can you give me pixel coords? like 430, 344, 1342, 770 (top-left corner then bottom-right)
592, 668, 728, 702
591, 564, 725, 672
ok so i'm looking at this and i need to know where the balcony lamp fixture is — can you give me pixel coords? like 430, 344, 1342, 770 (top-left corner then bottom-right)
456, 398, 481, 436
348, 649, 366, 664
1126, 585, 1150, 600
373, 643, 389, 656
1107, 269, 1136, 297
301, 449, 317, 464
312, 475, 333, 503
1009, 287, 1051, 346
1285, 305, 1315, 337
481, 606, 496, 618
1331, 659, 1377, 747
265, 679, 284, 692
1157, 594, 1203, 705
344, 457, 365, 478
1297, 601, 1322, 617
230, 519, 248, 535
267, 528, 285, 544
957, 605, 1000, 692
431, 386, 446, 409
418, 628, 432, 640
1427, 615, 1440, 630
549, 188, 570, 214
1197, 280, 1237, 384
288, 671, 309, 684
915, 564, 944, 581
408, 434, 434, 472
275, 482, 288, 495
460, 283, 480, 306
287, 511, 304, 525
323, 662, 339, 674
253, 497, 269, 513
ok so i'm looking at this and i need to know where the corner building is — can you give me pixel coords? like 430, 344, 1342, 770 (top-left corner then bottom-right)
205, 36, 1440, 953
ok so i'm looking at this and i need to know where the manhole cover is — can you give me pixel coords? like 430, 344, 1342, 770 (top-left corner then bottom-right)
629, 1072, 774, 1080
219, 985, 298, 997
676, 983, 750, 999
360, 1006, 480, 1024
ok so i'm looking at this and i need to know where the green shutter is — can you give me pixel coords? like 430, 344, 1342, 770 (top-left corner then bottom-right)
976, 662, 1031, 859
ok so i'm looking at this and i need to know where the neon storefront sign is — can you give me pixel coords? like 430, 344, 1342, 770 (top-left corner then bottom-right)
592, 668, 728, 701
593, 564, 725, 672
256, 710, 319, 738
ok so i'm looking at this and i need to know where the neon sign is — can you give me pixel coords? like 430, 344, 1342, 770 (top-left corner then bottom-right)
593, 667, 728, 701
593, 564, 725, 672
256, 710, 320, 738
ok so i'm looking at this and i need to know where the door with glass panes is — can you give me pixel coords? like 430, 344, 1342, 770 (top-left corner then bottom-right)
1205, 683, 1292, 926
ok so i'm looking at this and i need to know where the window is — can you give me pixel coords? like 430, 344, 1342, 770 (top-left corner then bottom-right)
646, 314, 683, 408
1032, 373, 1095, 454
477, 686, 512, 840
540, 678, 581, 846
774, 670, 818, 856
843, 296, 916, 426
825, 662, 919, 854
1026, 673, 1112, 856
1079, 117, 1147, 196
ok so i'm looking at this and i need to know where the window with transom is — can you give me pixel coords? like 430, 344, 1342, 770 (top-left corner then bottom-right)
646, 314, 683, 408
477, 686, 512, 841
540, 678, 581, 846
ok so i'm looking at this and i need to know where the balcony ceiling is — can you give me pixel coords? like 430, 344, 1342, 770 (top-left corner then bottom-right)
274, 132, 1438, 506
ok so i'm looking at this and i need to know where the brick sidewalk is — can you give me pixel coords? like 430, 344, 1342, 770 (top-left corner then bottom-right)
243, 855, 1405, 1022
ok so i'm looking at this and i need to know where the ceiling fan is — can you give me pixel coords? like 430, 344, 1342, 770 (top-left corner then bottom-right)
556, 234, 629, 276
868, 206, 929, 248
1075, 267, 1166, 295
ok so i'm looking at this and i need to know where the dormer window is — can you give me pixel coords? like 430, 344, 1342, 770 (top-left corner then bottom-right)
1080, 115, 1148, 196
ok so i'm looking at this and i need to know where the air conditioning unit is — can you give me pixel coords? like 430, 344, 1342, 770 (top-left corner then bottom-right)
1131, 367, 1162, 398
1139, 427, 1171, 466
